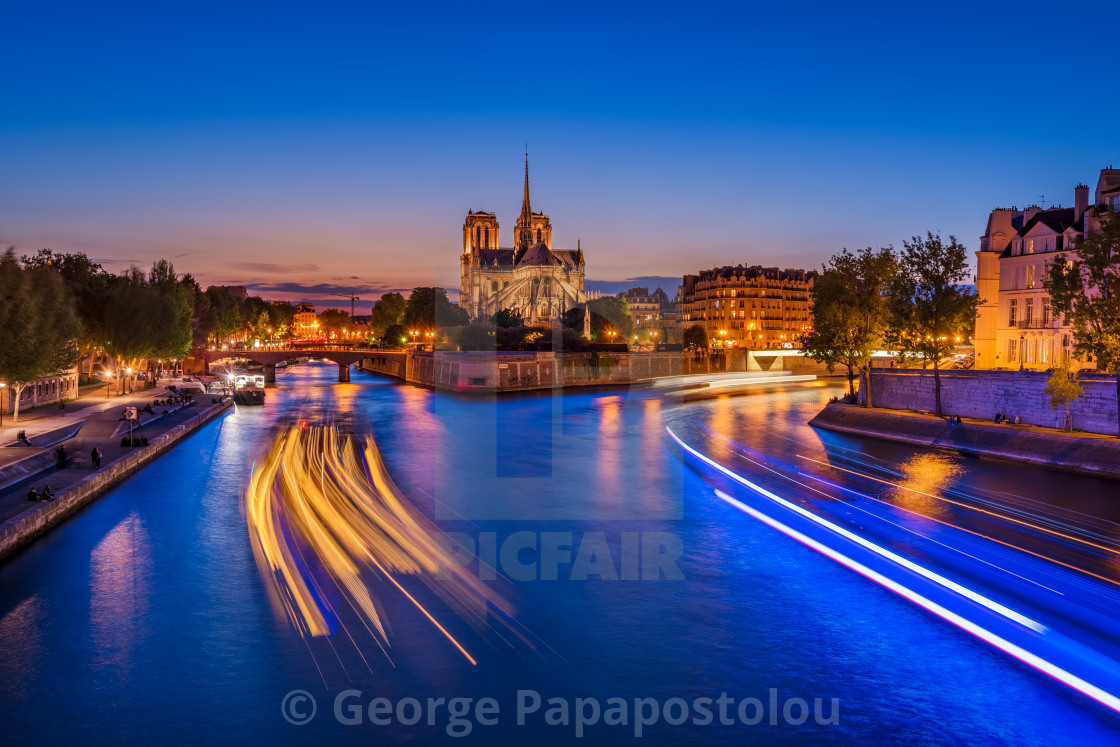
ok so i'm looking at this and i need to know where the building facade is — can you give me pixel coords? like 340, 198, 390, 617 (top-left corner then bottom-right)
677, 265, 816, 348
974, 167, 1119, 370
459, 159, 588, 323
293, 302, 319, 338
2, 368, 80, 416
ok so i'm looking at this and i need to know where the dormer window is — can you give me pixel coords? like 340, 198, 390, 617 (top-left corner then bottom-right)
1027, 239, 1034, 254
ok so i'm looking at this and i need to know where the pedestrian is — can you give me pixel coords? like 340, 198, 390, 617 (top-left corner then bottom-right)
91, 447, 102, 469
17, 430, 31, 446
59, 400, 65, 413
27, 487, 38, 502
55, 445, 67, 469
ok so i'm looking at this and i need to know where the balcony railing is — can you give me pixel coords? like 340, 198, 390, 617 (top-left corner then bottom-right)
1015, 319, 1054, 329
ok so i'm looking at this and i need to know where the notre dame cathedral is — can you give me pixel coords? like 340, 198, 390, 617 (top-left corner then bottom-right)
459, 158, 588, 323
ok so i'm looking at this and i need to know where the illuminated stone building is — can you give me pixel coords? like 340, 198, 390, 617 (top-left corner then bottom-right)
459, 158, 588, 323
974, 167, 1120, 370
678, 265, 816, 348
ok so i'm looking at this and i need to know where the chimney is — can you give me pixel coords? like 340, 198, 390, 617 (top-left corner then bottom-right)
1075, 183, 1089, 223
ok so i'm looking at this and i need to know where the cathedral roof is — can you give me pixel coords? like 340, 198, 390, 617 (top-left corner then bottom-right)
479, 248, 515, 266
517, 242, 562, 267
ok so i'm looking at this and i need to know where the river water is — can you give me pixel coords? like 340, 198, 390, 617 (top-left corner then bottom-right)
1, 362, 1118, 745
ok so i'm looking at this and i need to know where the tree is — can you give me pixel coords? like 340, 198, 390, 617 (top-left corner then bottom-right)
370, 292, 406, 334
0, 249, 80, 422
104, 270, 169, 393
317, 308, 351, 338
402, 287, 468, 331
683, 323, 708, 351
583, 296, 632, 341
886, 233, 979, 417
492, 308, 523, 328
801, 247, 897, 402
1046, 212, 1120, 436
21, 249, 113, 374
455, 322, 496, 351
383, 324, 407, 347
1044, 363, 1083, 432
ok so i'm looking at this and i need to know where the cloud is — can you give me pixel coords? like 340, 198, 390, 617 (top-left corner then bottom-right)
243, 280, 428, 301
228, 261, 322, 273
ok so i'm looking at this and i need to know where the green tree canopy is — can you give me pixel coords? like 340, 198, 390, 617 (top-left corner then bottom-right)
0, 249, 81, 421
886, 233, 979, 417
801, 247, 897, 401
370, 292, 406, 333
21, 249, 113, 364
683, 323, 708, 350
317, 308, 351, 337
402, 287, 468, 331
1045, 212, 1120, 435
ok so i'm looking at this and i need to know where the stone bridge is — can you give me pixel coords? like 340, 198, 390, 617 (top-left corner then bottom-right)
205, 348, 375, 382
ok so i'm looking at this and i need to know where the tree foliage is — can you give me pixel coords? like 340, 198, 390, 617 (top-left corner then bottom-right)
0, 249, 81, 421
370, 292, 406, 333
1045, 213, 1120, 435
1043, 363, 1083, 432
683, 323, 708, 350
317, 308, 351, 337
801, 247, 897, 401
402, 287, 468, 331
886, 233, 979, 416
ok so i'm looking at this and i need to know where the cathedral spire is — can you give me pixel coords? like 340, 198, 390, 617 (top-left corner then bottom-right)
515, 152, 534, 261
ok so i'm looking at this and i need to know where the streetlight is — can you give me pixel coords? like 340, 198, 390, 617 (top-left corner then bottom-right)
1019, 333, 1025, 371
0, 382, 5, 427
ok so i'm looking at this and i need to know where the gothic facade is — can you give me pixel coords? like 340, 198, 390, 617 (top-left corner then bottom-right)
459, 159, 587, 323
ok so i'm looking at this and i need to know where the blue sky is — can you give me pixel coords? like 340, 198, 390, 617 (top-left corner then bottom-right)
2, 1, 1117, 308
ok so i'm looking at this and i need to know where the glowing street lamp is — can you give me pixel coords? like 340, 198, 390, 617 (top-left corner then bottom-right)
0, 382, 5, 427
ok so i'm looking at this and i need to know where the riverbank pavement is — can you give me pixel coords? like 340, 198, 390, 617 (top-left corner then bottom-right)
0, 377, 224, 525
809, 403, 1120, 480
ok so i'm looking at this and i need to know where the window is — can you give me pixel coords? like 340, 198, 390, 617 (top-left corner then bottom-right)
475, 226, 481, 247
484, 226, 490, 246
1008, 339, 1017, 362
1009, 299, 1017, 326
1040, 340, 1049, 364
1027, 264, 1035, 289
1056, 235, 1064, 251
1042, 299, 1050, 325
1026, 339, 1034, 363
1111, 195, 1120, 213
1025, 298, 1033, 323
1045, 237, 1052, 252
536, 228, 541, 242
1027, 239, 1034, 254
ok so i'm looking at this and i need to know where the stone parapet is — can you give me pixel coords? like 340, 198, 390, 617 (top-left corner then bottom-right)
859, 369, 1118, 436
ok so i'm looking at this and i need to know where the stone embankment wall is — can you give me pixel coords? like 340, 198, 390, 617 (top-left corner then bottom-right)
0, 398, 233, 561
859, 369, 1118, 436
811, 403, 1120, 479
357, 350, 752, 392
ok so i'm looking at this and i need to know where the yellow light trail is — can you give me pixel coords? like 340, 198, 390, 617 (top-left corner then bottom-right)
244, 424, 517, 667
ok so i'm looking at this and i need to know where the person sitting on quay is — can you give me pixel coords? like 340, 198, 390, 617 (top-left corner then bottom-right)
994, 412, 1004, 424
17, 430, 31, 446
27, 487, 38, 502
90, 447, 102, 469
39, 485, 54, 501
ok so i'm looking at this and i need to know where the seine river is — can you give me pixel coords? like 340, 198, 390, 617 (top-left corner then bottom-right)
1, 362, 1118, 745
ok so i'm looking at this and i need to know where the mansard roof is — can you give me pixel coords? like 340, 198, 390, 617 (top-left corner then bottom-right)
1017, 207, 1082, 237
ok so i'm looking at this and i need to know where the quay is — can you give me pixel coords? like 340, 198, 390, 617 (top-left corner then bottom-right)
0, 381, 233, 561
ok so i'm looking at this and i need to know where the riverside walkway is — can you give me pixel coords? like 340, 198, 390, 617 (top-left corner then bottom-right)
0, 378, 224, 526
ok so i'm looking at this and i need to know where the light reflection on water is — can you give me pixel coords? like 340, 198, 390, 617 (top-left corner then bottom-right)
0, 363, 1117, 745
